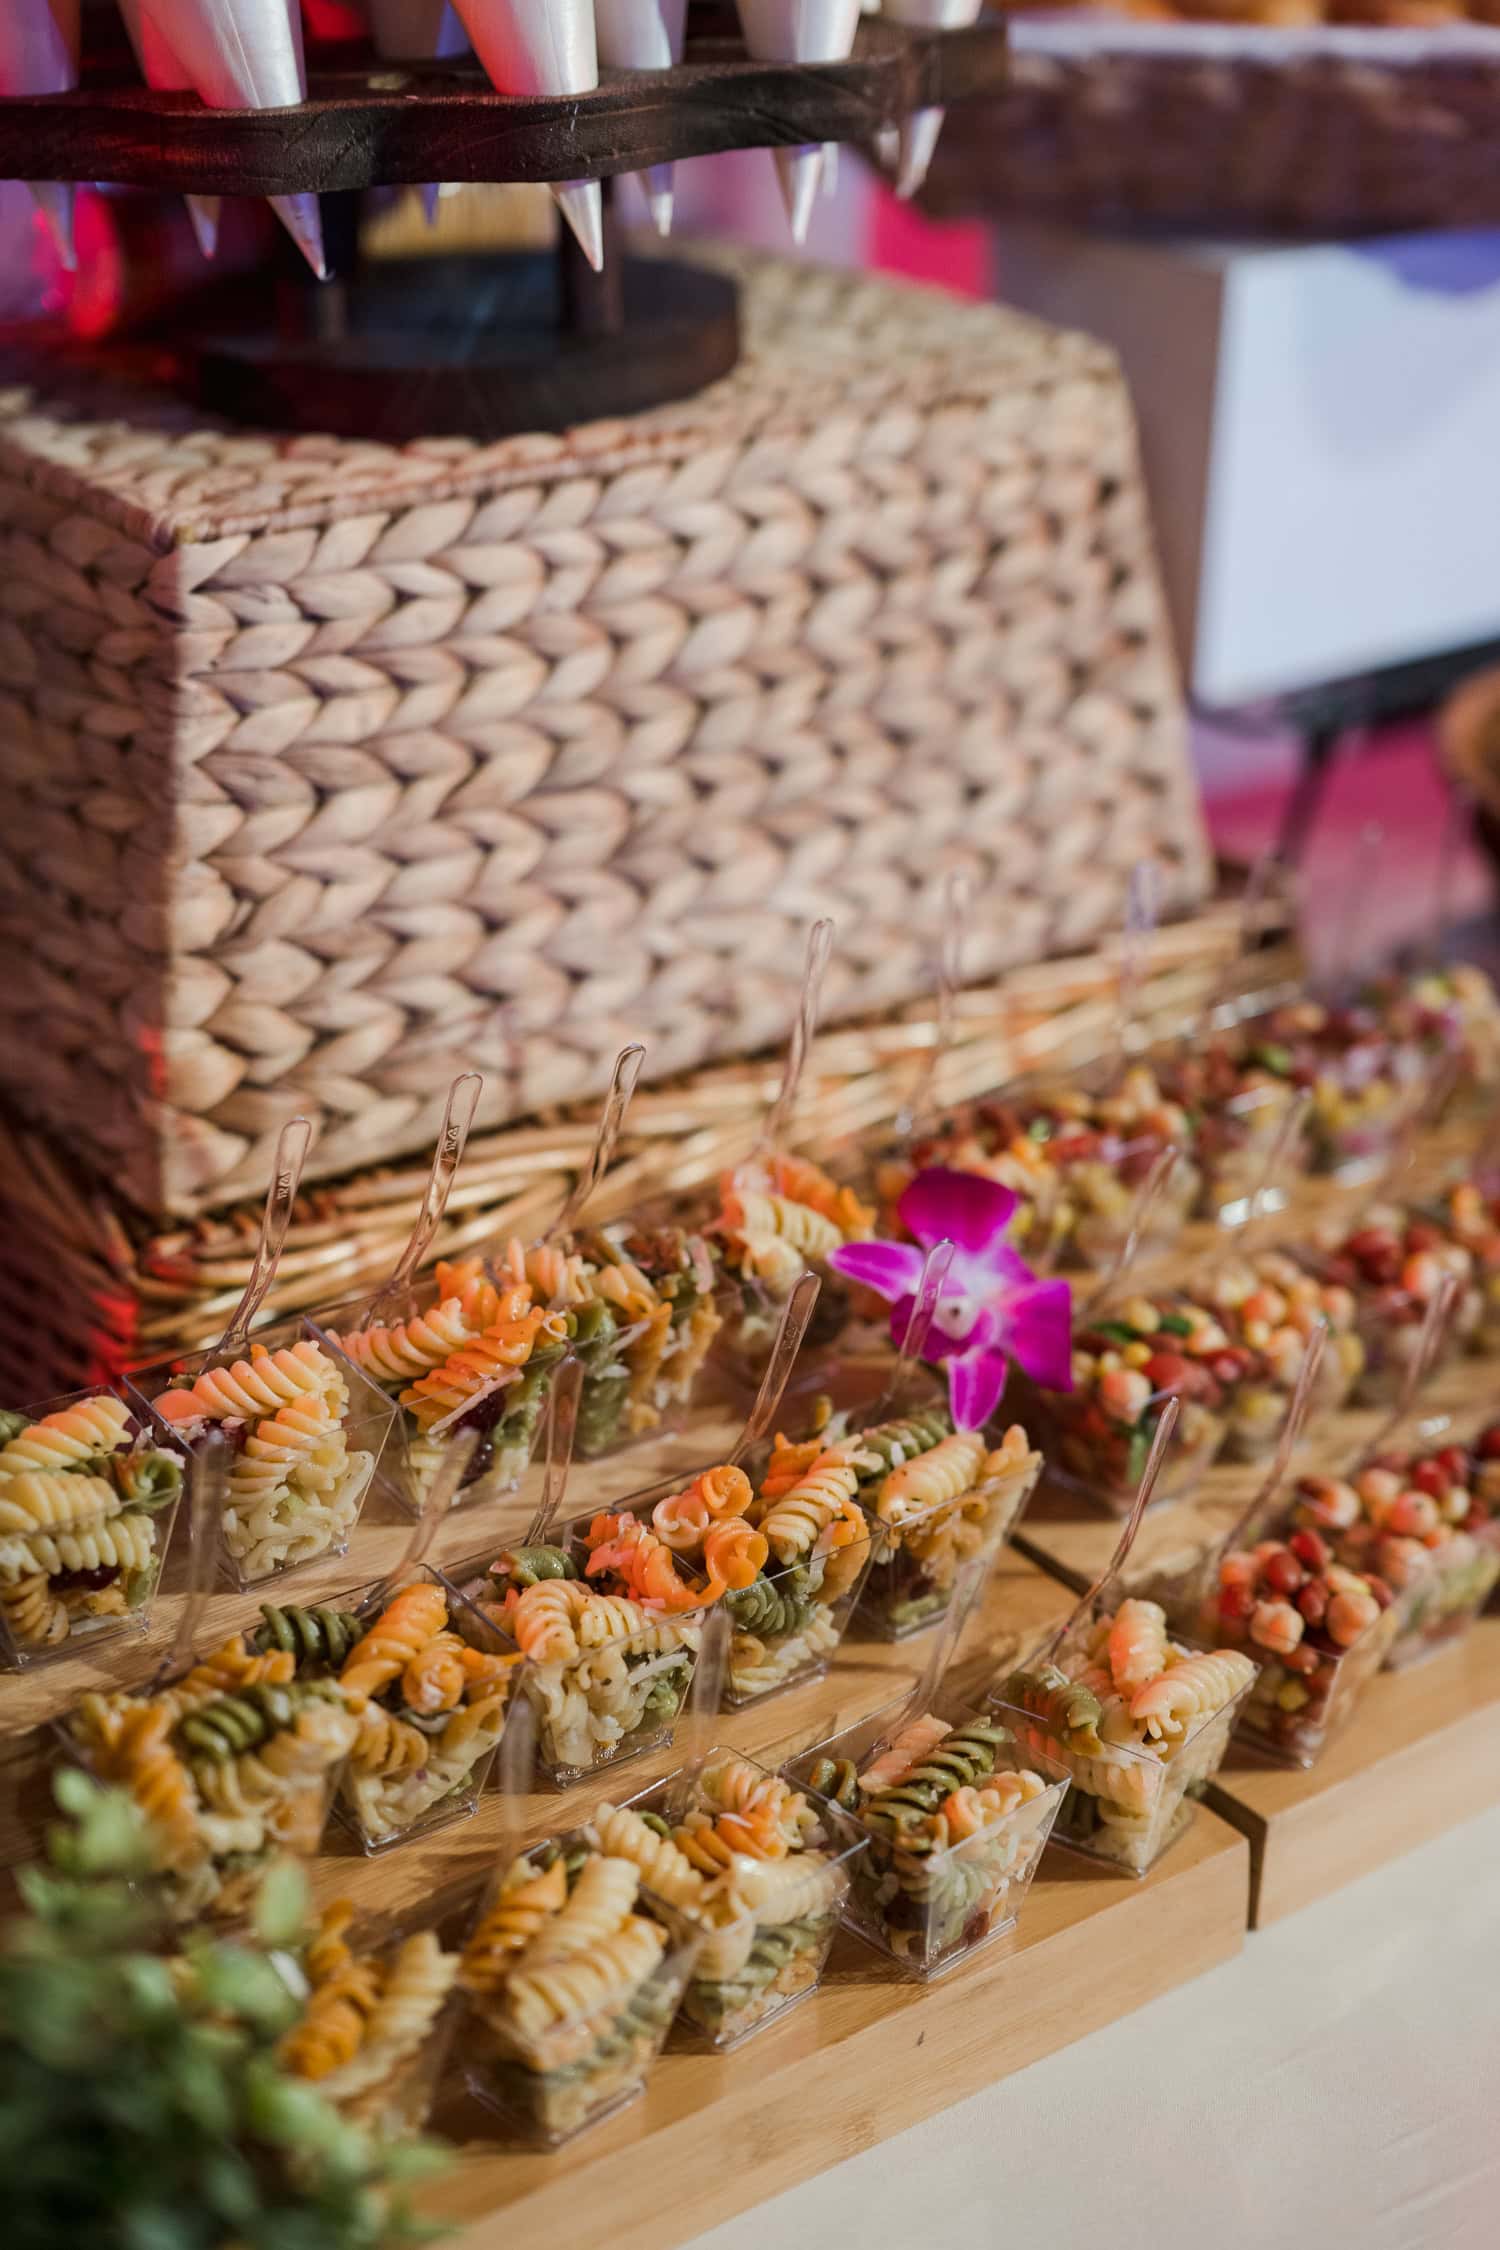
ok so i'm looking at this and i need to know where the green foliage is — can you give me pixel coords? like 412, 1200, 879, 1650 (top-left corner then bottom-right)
0, 1775, 448, 2250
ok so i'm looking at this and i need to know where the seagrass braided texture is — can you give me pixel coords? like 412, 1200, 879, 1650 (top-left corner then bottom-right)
0, 247, 1207, 1221
0, 899, 1297, 1397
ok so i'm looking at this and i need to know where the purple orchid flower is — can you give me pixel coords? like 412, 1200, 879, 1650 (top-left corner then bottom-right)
828, 1168, 1072, 1430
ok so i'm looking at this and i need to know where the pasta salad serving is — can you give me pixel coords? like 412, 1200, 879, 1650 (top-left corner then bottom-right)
65, 1628, 358, 1923
453, 1536, 703, 1783
133, 1324, 391, 1586
995, 1601, 1256, 1875
792, 1699, 1065, 1977
278, 1899, 460, 2138
0, 1391, 182, 1665
249, 1575, 523, 1849
597, 1753, 859, 2048
322, 1259, 570, 1515
457, 1829, 699, 2144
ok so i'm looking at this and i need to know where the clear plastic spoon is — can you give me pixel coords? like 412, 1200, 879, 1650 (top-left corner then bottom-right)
760, 917, 835, 1156
361, 1072, 482, 1331
213, 1116, 313, 1358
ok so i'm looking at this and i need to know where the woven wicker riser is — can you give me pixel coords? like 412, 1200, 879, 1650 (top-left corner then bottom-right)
0, 903, 1297, 1396
0, 248, 1206, 1220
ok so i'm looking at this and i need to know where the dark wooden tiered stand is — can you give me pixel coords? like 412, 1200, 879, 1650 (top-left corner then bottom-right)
0, 2, 1008, 440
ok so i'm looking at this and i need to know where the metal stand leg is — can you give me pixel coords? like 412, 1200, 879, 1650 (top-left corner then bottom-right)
1277, 723, 1340, 865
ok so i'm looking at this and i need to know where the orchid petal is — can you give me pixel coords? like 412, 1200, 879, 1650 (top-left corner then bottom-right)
947, 1345, 1011, 1431
889, 1296, 998, 1363
996, 1278, 1075, 1393
827, 1239, 926, 1302
898, 1167, 1019, 1257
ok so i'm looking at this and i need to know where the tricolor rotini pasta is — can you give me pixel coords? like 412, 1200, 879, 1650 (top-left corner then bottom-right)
714, 1152, 875, 1364
588, 1754, 851, 2048
247, 1579, 521, 1848
279, 1902, 459, 2135
150, 1335, 376, 1583
458, 1835, 694, 2144
996, 1606, 1256, 1875
0, 1391, 182, 1662
802, 1707, 1059, 1973
67, 1638, 358, 1921
461, 1536, 702, 1780
756, 1406, 1042, 1642
326, 1266, 571, 1513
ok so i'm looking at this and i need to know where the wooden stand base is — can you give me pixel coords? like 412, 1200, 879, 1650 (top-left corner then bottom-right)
184, 252, 741, 442
1208, 1619, 1500, 1928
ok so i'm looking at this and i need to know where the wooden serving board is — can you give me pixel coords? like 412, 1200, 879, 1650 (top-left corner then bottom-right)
2, 1501, 1250, 2248
1014, 1348, 1500, 1932
420, 1809, 1248, 2250
1207, 1618, 1500, 1928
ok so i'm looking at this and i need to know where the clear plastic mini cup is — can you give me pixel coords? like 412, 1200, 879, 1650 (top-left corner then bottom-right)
1227, 1609, 1398, 1765
0, 1387, 184, 1670
128, 1316, 395, 1588
278, 1895, 465, 2140
247, 1566, 522, 1853
1189, 1075, 1310, 1228
614, 1752, 865, 2048
1032, 1371, 1226, 1518
442, 1533, 701, 1787
1385, 1535, 1500, 1670
855, 1430, 1043, 1641
458, 1830, 700, 2146
313, 1278, 568, 1519
991, 1626, 1257, 1876
57, 1631, 357, 1927
785, 1692, 1067, 1978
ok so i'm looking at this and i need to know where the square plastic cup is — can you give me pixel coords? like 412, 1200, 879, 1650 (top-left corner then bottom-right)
278, 1894, 467, 2140
1384, 1535, 1500, 1671
1031, 1381, 1226, 1518
264, 1564, 523, 1854
1191, 1076, 1309, 1229
991, 1642, 1256, 1876
721, 1527, 872, 1704
0, 1388, 184, 1670
312, 1283, 565, 1519
458, 1834, 700, 2146
1305, 1040, 1428, 1183
855, 1438, 1043, 1641
128, 1317, 395, 1589
583, 1461, 876, 1710
1214, 1598, 1401, 1766
57, 1638, 356, 1927
785, 1694, 1068, 1978
618, 1752, 865, 2048
442, 1532, 701, 1787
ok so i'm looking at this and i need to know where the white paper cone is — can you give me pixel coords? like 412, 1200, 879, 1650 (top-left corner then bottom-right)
366, 0, 470, 56
451, 1, 602, 261
822, 140, 839, 196
117, 0, 221, 256
142, 0, 326, 276
640, 162, 674, 236
0, 0, 80, 268
595, 2, 686, 239
736, 1, 860, 238
896, 103, 944, 196
449, 0, 596, 97
735, 0, 862, 66
551, 179, 603, 269
882, 0, 980, 192
773, 144, 823, 243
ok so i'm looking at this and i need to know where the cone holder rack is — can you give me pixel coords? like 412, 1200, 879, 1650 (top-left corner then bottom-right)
0, 4, 1008, 440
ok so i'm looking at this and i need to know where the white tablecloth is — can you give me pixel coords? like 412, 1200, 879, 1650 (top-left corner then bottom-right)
692, 1807, 1500, 2250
